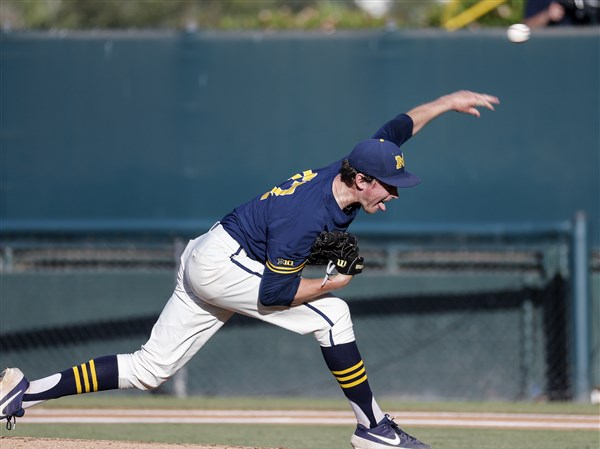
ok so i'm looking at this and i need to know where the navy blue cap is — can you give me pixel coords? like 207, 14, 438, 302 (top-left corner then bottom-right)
348, 139, 421, 188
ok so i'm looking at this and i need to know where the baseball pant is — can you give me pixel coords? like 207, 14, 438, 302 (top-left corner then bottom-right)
118, 223, 356, 390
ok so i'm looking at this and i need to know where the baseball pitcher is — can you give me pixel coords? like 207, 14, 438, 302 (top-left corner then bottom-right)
1, 90, 498, 449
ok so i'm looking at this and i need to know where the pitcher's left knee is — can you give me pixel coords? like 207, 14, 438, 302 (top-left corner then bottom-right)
312, 298, 355, 347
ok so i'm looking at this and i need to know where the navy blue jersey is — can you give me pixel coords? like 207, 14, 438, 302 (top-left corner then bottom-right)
220, 113, 414, 306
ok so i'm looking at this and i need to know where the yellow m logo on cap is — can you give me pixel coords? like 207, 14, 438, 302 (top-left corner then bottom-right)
395, 154, 405, 170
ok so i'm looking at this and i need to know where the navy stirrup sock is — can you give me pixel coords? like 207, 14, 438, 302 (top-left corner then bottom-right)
23, 355, 119, 403
321, 341, 381, 428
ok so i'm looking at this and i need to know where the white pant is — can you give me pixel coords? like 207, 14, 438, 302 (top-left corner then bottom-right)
118, 224, 355, 390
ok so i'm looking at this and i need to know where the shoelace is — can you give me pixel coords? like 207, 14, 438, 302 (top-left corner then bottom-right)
386, 415, 421, 444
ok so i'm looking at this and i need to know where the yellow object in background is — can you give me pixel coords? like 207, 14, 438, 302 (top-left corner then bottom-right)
444, 0, 507, 30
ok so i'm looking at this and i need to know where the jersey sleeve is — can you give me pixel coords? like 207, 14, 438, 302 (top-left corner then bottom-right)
258, 268, 302, 307
256, 211, 318, 307
371, 113, 414, 147
258, 233, 310, 306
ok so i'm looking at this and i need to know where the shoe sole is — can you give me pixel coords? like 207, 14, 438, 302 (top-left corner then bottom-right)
351, 434, 427, 449
351, 434, 398, 449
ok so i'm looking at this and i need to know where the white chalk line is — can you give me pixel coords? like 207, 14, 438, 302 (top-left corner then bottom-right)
19, 409, 600, 431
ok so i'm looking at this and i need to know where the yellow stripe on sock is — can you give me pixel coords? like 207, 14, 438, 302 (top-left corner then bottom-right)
89, 359, 99, 392
81, 363, 91, 393
73, 366, 82, 394
331, 360, 363, 376
335, 366, 366, 383
339, 374, 368, 389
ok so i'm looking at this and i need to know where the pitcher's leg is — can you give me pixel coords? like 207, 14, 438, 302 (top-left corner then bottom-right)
185, 242, 384, 430
321, 341, 385, 428
21, 355, 120, 409
118, 292, 233, 390
18, 282, 232, 413
243, 294, 385, 429
200, 271, 383, 429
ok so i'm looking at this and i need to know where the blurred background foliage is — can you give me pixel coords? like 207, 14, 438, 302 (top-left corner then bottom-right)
1, 0, 527, 32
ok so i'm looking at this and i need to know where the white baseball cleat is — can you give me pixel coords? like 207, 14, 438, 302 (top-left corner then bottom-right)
0, 367, 29, 429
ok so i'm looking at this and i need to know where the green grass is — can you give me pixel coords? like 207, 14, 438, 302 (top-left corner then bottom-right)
1, 395, 598, 449
2, 424, 599, 449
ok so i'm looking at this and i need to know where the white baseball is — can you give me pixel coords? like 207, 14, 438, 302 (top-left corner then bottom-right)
507, 23, 530, 43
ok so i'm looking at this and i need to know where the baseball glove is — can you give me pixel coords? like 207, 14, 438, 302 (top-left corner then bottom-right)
306, 230, 364, 275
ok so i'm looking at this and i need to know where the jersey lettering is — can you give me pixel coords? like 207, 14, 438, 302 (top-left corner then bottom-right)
260, 170, 318, 200
266, 259, 305, 274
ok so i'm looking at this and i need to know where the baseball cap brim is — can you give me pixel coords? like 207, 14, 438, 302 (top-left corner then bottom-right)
377, 170, 422, 188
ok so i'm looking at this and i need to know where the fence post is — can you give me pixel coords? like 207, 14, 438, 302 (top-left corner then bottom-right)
520, 298, 536, 400
571, 211, 591, 402
172, 237, 188, 398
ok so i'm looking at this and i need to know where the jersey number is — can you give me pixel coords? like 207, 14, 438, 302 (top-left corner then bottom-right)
260, 170, 318, 200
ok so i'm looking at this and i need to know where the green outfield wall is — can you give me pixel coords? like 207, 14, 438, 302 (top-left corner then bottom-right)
1, 28, 598, 243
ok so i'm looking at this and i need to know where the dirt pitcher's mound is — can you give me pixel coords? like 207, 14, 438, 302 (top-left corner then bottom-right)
0, 437, 283, 449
